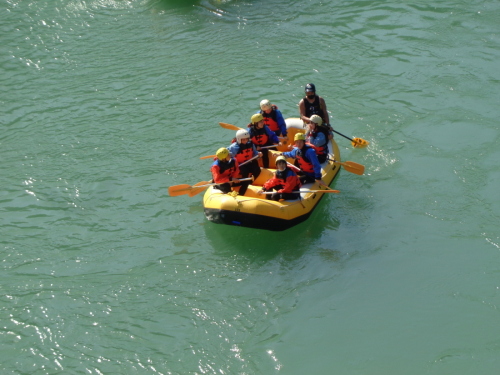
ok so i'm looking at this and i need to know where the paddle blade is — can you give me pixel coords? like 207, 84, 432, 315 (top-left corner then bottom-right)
168, 184, 192, 197
351, 137, 369, 148
188, 181, 212, 197
342, 161, 365, 175
219, 122, 241, 131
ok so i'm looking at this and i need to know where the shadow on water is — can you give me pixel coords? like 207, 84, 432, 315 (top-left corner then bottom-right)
202, 196, 340, 262
149, 0, 201, 9
150, 0, 236, 10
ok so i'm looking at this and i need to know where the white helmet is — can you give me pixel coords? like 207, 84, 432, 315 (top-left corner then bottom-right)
236, 129, 250, 144
310, 114, 323, 126
275, 155, 287, 164
260, 99, 272, 110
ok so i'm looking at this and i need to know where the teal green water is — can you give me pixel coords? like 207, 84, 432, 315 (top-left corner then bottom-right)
2, 0, 499, 373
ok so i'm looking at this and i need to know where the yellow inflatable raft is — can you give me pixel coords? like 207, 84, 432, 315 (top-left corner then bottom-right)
203, 118, 341, 231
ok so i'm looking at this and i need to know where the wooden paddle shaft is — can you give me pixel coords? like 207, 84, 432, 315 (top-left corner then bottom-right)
260, 189, 340, 195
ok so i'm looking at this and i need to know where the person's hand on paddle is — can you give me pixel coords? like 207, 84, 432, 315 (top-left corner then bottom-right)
324, 124, 334, 140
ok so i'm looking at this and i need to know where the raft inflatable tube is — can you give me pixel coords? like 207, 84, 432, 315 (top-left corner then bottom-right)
203, 118, 341, 231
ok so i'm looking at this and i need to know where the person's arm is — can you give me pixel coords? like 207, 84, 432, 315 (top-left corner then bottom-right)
286, 162, 301, 173
227, 143, 238, 158
211, 164, 229, 184
319, 97, 333, 139
319, 96, 329, 125
262, 176, 278, 191
307, 148, 322, 180
299, 99, 310, 123
232, 159, 240, 182
278, 171, 301, 193
266, 126, 280, 144
281, 148, 298, 159
276, 109, 287, 136
308, 131, 326, 148
251, 144, 259, 158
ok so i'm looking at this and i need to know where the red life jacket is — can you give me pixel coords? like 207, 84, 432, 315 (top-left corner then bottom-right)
296, 145, 315, 173
306, 128, 329, 158
263, 167, 301, 193
234, 142, 254, 164
275, 168, 301, 193
261, 105, 279, 132
211, 158, 238, 183
249, 125, 270, 146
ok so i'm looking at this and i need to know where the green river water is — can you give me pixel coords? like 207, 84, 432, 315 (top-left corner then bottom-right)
2, 0, 499, 374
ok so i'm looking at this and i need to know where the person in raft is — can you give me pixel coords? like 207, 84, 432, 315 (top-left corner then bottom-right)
248, 113, 280, 168
259, 99, 288, 139
278, 133, 323, 185
227, 129, 262, 196
298, 83, 333, 139
211, 147, 240, 194
305, 114, 329, 163
258, 155, 301, 201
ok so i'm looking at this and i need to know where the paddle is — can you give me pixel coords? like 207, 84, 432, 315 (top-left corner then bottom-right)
285, 161, 301, 173
186, 181, 213, 197
332, 129, 369, 148
282, 161, 329, 189
219, 122, 241, 131
258, 145, 280, 149
199, 154, 216, 160
285, 157, 363, 176
219, 122, 286, 139
200, 145, 279, 160
329, 159, 365, 175
259, 189, 340, 195
188, 177, 253, 197
223, 120, 367, 147
168, 183, 206, 197
169, 178, 253, 197
238, 154, 260, 167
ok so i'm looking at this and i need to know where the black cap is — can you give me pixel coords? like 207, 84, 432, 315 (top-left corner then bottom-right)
305, 83, 316, 92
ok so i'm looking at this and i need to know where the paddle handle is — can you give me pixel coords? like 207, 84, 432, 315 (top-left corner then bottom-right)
200, 154, 260, 166
201, 145, 279, 160
220, 123, 287, 140
195, 177, 253, 190
259, 189, 340, 195
256, 145, 279, 150
239, 155, 260, 167
332, 130, 369, 148
233, 177, 253, 183
286, 161, 302, 173
200, 177, 253, 189
328, 158, 351, 168
332, 129, 354, 142
200, 154, 216, 160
